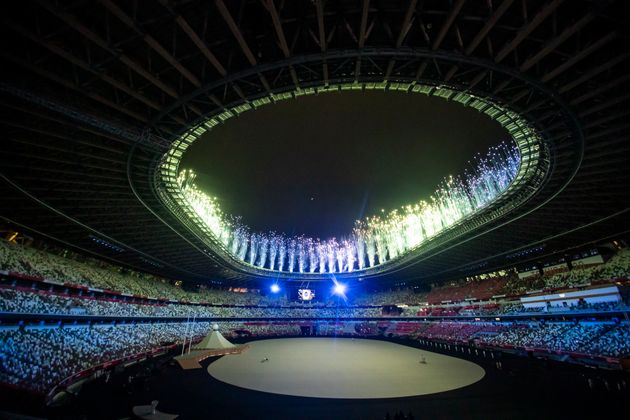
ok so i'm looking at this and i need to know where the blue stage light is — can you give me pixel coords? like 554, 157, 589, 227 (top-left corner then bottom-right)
332, 278, 347, 297
270, 284, 280, 293
333, 283, 346, 295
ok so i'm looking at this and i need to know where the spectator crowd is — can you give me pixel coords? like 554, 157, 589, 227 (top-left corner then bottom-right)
1, 238, 629, 396
0, 287, 382, 318
0, 322, 210, 393
1, 319, 629, 394
3, 239, 629, 309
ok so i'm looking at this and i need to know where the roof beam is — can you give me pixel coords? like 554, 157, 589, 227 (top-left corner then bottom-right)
432, 0, 466, 51
541, 32, 616, 82
0, 164, 126, 181
509, 89, 533, 106
156, 2, 249, 111
578, 93, 630, 118
2, 122, 125, 155
316, 0, 327, 52
559, 52, 630, 94
358, 0, 370, 49
468, 69, 488, 90
444, 0, 514, 82
570, 74, 630, 106
396, 0, 418, 48
0, 53, 148, 123
38, 1, 181, 100
5, 150, 127, 173
99, 0, 202, 88
7, 176, 130, 190
215, 0, 257, 65
354, 0, 370, 80
467, 0, 514, 56
315, 0, 328, 85
492, 79, 511, 95
582, 109, 630, 129
262, 0, 299, 88
495, 0, 563, 63
24, 186, 131, 196
174, 15, 227, 77
385, 0, 418, 80
8, 22, 163, 112
508, 12, 597, 102
154, 2, 249, 109
520, 12, 594, 72
215, 0, 272, 94
413, 60, 429, 82
0, 103, 128, 146
263, 0, 290, 58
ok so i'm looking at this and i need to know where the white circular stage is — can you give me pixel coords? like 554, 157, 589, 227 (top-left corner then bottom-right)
207, 338, 485, 399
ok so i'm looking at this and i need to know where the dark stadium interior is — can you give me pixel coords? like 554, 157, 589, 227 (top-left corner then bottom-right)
1, 0, 630, 419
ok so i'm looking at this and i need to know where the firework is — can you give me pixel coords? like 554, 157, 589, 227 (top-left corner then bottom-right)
177, 142, 520, 274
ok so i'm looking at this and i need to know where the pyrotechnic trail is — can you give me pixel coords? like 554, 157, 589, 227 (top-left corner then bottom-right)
178, 141, 520, 274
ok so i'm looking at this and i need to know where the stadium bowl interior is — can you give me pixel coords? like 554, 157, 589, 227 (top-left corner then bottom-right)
1, 0, 630, 419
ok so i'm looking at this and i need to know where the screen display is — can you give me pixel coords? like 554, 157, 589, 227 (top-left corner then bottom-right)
298, 289, 315, 301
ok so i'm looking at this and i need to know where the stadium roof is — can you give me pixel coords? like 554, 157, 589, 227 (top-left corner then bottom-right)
1, 0, 629, 286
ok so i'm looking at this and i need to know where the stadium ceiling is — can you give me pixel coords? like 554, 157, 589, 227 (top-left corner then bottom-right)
1, 0, 629, 286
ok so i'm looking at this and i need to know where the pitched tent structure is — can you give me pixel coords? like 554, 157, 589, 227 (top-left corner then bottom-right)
193, 324, 236, 350
175, 323, 248, 370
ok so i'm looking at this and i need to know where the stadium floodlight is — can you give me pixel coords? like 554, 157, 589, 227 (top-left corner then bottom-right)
332, 278, 347, 298
270, 284, 280, 293
333, 283, 346, 295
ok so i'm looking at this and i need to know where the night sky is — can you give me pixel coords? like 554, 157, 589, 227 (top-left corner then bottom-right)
181, 91, 508, 239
